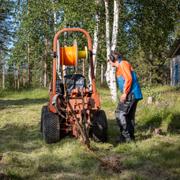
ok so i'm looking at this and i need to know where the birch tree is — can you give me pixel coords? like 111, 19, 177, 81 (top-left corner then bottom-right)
92, 0, 101, 76
104, 0, 120, 102
88, 0, 101, 84
88, 11, 99, 84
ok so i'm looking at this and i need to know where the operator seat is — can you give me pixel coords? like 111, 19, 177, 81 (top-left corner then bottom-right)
64, 74, 86, 95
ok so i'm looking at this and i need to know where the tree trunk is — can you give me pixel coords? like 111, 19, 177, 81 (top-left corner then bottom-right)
89, 0, 100, 83
22, 68, 26, 87
27, 1, 31, 87
110, 0, 119, 101
44, 39, 48, 87
2, 63, 5, 89
101, 64, 104, 85
44, 62, 47, 87
104, 0, 119, 102
111, 0, 119, 51
14, 67, 16, 89
104, 0, 111, 87
17, 65, 20, 90
27, 42, 31, 86
52, 0, 57, 33
92, 2, 100, 76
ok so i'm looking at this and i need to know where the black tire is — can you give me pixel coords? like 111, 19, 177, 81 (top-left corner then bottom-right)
91, 110, 108, 142
42, 106, 60, 144
40, 105, 47, 132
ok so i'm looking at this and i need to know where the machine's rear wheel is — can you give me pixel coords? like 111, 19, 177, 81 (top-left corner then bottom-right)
40, 106, 47, 132
41, 106, 60, 144
91, 110, 108, 142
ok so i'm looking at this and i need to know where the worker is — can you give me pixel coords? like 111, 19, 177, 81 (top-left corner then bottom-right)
109, 51, 143, 143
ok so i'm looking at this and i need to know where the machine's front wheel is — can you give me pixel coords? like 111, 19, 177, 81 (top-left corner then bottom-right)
41, 106, 60, 144
91, 110, 108, 142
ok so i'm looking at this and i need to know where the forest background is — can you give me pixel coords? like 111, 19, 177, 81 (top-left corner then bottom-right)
0, 0, 180, 98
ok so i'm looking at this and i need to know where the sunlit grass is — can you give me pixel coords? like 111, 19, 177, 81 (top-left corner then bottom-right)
0, 88, 48, 99
0, 86, 180, 179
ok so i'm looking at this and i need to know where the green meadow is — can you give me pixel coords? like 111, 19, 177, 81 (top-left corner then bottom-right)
0, 87, 180, 179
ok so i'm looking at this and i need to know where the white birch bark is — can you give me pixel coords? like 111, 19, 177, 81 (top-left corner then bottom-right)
89, 0, 100, 84
104, 0, 111, 87
104, 0, 119, 102
110, 0, 119, 101
92, 12, 100, 77
52, 0, 57, 33
111, 0, 119, 51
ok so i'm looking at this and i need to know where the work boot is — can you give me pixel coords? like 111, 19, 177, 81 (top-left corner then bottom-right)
130, 133, 135, 141
116, 135, 126, 144
122, 130, 132, 143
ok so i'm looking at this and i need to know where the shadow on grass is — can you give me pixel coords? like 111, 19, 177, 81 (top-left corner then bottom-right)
168, 112, 180, 134
137, 113, 163, 132
160, 86, 180, 94
107, 118, 153, 144
135, 113, 162, 141
136, 111, 180, 142
0, 98, 47, 109
107, 119, 120, 146
0, 122, 78, 153
0, 123, 42, 153
107, 110, 180, 143
122, 140, 180, 179
0, 123, 102, 179
137, 111, 180, 134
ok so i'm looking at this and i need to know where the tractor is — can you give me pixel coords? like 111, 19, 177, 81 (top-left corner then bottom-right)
40, 28, 108, 145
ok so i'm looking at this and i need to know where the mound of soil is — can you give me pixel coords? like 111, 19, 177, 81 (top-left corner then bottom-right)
100, 155, 122, 173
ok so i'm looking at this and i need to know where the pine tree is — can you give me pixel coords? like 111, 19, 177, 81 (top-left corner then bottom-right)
0, 0, 15, 88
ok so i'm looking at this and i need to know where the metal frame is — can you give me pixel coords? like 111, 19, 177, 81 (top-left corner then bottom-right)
49, 28, 100, 113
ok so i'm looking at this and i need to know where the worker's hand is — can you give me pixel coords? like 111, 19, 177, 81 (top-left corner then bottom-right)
109, 60, 115, 67
109, 60, 118, 67
120, 93, 127, 103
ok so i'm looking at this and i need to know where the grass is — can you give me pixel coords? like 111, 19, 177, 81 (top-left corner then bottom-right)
0, 86, 180, 179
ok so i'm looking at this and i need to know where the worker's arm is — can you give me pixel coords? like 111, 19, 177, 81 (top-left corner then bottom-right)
120, 62, 132, 101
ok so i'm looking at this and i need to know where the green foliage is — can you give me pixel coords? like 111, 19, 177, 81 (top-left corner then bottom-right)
126, 0, 179, 84
7, 0, 99, 88
1, 0, 180, 88
0, 0, 14, 52
9, 1, 57, 87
